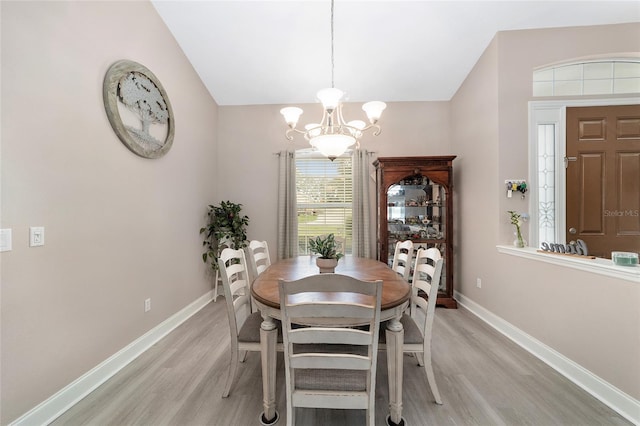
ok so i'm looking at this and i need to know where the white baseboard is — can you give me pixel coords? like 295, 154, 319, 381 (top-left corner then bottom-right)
454, 291, 640, 426
10, 291, 214, 426
12, 289, 638, 425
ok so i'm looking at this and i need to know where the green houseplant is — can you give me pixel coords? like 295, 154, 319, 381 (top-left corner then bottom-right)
200, 201, 249, 272
308, 233, 344, 273
507, 210, 526, 248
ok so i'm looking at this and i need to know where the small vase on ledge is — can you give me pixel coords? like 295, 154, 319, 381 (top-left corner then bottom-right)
513, 229, 527, 248
508, 210, 527, 248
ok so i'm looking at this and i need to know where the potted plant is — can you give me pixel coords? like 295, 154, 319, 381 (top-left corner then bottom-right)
308, 233, 344, 273
200, 201, 250, 272
507, 210, 526, 248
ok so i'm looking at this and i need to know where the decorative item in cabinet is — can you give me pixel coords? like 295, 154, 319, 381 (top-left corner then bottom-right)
374, 156, 457, 308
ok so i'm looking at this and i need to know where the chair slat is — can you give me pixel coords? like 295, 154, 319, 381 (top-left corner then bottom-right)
286, 303, 374, 320
292, 392, 368, 410
288, 328, 372, 345
291, 353, 371, 370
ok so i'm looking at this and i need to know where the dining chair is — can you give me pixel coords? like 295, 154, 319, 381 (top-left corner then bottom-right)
246, 240, 271, 282
218, 247, 281, 398
391, 240, 414, 280
278, 274, 383, 426
380, 247, 443, 405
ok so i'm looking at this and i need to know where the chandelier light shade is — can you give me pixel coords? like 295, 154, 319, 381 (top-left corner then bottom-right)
279, 0, 386, 161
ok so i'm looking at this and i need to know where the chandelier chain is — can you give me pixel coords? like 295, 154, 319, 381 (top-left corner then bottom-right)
330, 0, 335, 89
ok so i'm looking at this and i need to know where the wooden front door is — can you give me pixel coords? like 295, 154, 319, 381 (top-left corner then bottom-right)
566, 105, 640, 258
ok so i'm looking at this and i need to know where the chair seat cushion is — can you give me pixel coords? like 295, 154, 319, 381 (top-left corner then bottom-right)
238, 312, 283, 343
295, 368, 367, 391
379, 313, 423, 345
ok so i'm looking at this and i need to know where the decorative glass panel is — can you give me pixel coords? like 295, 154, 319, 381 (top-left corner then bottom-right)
614, 62, 640, 79
533, 68, 554, 82
537, 124, 556, 243
614, 78, 640, 94
584, 79, 613, 95
584, 62, 613, 80
554, 80, 582, 96
533, 81, 553, 97
554, 64, 582, 81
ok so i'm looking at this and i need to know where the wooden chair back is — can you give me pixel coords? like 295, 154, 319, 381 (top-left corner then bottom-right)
278, 274, 383, 426
409, 247, 443, 404
246, 240, 271, 282
218, 247, 262, 397
392, 240, 414, 280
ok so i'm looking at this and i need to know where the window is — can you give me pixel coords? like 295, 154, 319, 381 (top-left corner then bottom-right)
533, 59, 640, 97
296, 149, 352, 255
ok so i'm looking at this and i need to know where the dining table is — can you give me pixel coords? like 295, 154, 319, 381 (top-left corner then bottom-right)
251, 255, 411, 425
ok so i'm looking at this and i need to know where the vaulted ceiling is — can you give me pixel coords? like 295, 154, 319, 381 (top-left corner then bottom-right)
152, 1, 640, 106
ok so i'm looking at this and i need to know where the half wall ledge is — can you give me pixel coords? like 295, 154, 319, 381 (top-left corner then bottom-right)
496, 245, 640, 283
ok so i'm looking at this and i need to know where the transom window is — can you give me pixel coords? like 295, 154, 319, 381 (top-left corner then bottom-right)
533, 59, 640, 97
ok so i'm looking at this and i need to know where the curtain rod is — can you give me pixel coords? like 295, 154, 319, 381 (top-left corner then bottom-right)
273, 151, 377, 156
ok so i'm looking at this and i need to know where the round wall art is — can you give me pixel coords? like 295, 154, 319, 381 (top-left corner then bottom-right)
103, 59, 175, 159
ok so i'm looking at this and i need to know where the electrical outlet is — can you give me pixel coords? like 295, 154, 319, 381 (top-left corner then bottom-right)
144, 298, 151, 312
476, 278, 482, 288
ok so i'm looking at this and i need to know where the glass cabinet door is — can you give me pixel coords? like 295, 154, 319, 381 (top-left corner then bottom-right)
386, 173, 446, 291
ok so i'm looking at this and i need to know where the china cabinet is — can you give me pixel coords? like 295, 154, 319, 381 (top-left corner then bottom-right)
374, 156, 457, 308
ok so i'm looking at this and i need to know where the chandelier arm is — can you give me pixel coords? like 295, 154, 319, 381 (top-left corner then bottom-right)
336, 103, 347, 127
319, 108, 330, 128
285, 127, 306, 141
349, 122, 380, 133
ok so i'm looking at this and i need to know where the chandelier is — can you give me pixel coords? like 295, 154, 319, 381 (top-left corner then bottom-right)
280, 0, 386, 161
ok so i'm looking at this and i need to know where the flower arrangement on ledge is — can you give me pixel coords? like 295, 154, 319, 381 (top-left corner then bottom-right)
508, 210, 526, 248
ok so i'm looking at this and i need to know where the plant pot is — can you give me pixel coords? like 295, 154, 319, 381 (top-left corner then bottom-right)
316, 257, 338, 273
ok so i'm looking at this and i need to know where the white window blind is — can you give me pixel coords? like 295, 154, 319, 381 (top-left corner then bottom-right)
296, 150, 352, 255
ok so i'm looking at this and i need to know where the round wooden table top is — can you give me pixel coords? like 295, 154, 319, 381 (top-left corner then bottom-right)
251, 256, 411, 310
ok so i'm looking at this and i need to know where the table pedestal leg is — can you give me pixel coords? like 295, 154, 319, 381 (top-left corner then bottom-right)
386, 317, 405, 426
259, 316, 279, 425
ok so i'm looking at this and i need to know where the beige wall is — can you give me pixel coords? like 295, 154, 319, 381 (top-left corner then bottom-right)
217, 101, 451, 256
451, 23, 640, 400
1, 1, 638, 422
0, 1, 218, 423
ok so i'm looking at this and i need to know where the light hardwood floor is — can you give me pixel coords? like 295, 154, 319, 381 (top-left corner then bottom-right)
51, 299, 631, 426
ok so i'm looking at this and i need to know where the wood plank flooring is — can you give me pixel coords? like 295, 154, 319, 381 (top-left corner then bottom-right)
51, 299, 631, 426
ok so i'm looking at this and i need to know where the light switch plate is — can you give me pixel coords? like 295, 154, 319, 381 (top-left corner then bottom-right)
30, 227, 45, 247
0, 229, 12, 252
